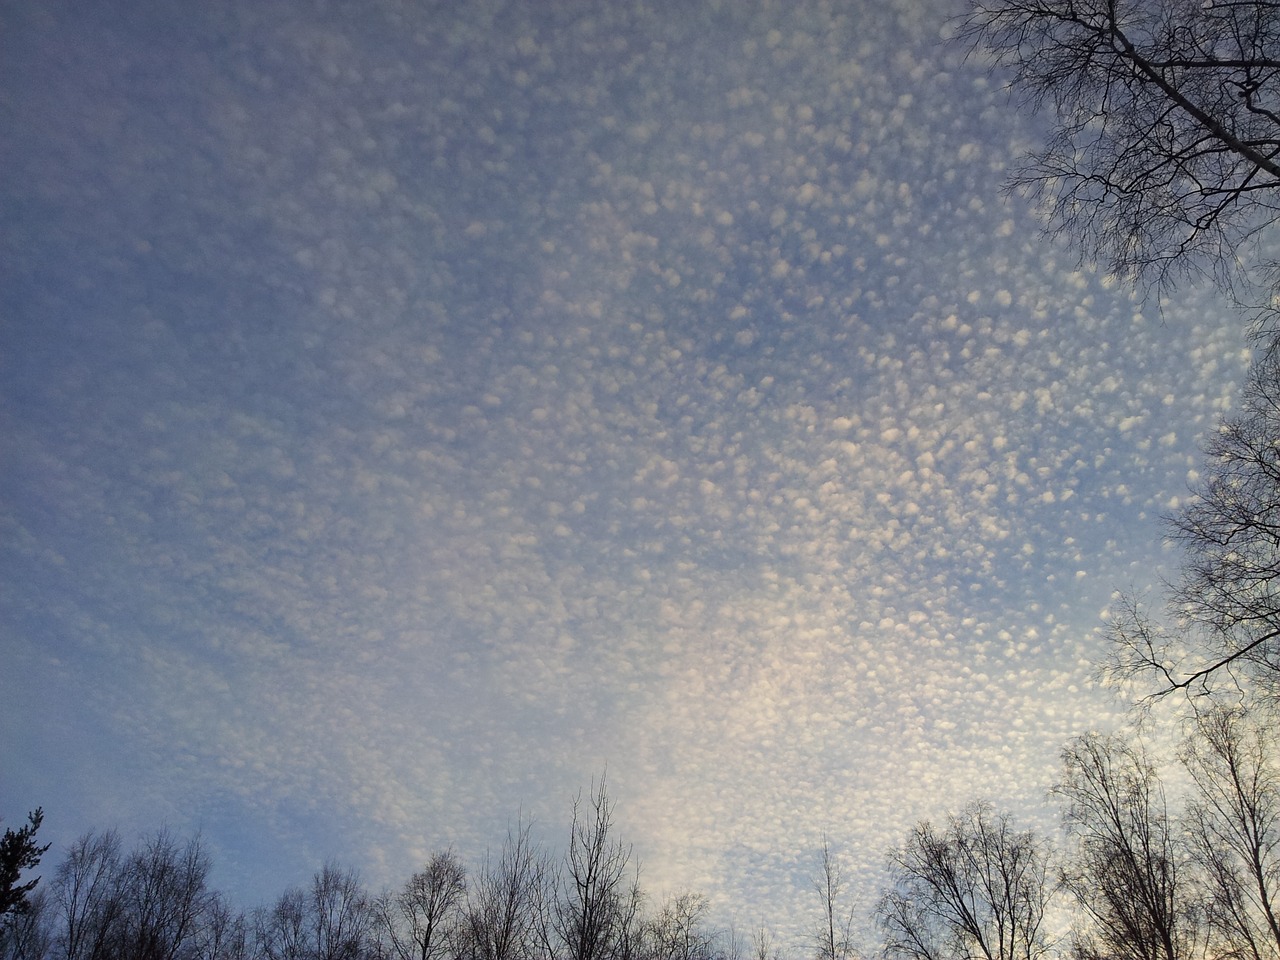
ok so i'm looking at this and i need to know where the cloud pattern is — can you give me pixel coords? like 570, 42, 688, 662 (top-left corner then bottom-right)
0, 0, 1252, 945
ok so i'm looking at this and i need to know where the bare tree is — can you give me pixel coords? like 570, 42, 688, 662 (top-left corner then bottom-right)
876, 802, 1051, 960
645, 893, 717, 960
811, 838, 857, 960
1181, 706, 1280, 960
380, 851, 467, 960
719, 926, 746, 960
959, 3, 1280, 707
553, 777, 643, 960
198, 893, 252, 960
115, 830, 212, 960
0, 889, 52, 960
310, 863, 378, 960
458, 820, 551, 960
258, 863, 379, 960
960, 0, 1280, 292
50, 831, 124, 960
1167, 352, 1280, 701
609, 880, 646, 960
256, 886, 310, 960
750, 923, 786, 960
1, 827, 247, 960
1106, 354, 1280, 704
1055, 733, 1202, 960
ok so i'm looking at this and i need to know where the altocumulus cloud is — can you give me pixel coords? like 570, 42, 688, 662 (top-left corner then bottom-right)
0, 0, 1250, 946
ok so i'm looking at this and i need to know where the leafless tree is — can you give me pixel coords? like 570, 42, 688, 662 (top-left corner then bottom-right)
258, 863, 380, 960
553, 777, 643, 960
1055, 733, 1203, 960
750, 923, 786, 960
645, 893, 717, 960
811, 838, 857, 960
645, 893, 714, 960
1106, 354, 1280, 704
719, 926, 746, 960
256, 886, 310, 960
198, 893, 252, 960
310, 863, 379, 960
379, 851, 467, 960
609, 882, 646, 960
960, 0, 1280, 293
1168, 352, 1280, 701
115, 830, 212, 960
46, 829, 218, 960
0, 889, 52, 960
876, 802, 1051, 960
50, 831, 124, 960
1181, 705, 1280, 960
458, 821, 551, 960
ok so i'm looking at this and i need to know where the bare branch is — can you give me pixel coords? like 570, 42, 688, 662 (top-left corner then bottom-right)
959, 0, 1280, 293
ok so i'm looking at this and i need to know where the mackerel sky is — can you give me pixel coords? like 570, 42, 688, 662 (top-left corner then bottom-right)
0, 0, 1253, 945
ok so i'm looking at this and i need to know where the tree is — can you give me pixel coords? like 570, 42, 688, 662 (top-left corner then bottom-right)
256, 885, 310, 960
646, 893, 717, 960
46, 829, 220, 960
960, 0, 1280, 292
115, 830, 212, 960
1055, 733, 1202, 960
876, 802, 1052, 960
957, 2, 1280, 706
750, 922, 786, 960
198, 893, 252, 960
810, 838, 857, 960
1106, 353, 1280, 703
308, 863, 379, 960
0, 890, 52, 960
1167, 350, 1280, 701
458, 820, 551, 960
258, 863, 380, 960
0, 810, 49, 935
51, 830, 125, 960
379, 851, 467, 960
553, 777, 643, 960
1181, 706, 1280, 960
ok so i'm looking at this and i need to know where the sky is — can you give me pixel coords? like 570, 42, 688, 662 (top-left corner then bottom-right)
0, 0, 1257, 947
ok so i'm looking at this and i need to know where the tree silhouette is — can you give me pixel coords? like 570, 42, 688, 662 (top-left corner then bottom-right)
0, 810, 49, 924
878, 803, 1051, 960
1106, 353, 1280, 703
961, 0, 1280, 292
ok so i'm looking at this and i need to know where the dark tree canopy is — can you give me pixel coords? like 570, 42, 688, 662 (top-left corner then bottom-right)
961, 0, 1280, 292
0, 809, 49, 923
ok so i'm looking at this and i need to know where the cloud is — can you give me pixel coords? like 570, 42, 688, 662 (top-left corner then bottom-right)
0, 0, 1254, 947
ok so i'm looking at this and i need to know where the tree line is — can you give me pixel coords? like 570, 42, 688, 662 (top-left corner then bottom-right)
881, 707, 1279, 960
0, 701, 1276, 960
0, 778, 731, 960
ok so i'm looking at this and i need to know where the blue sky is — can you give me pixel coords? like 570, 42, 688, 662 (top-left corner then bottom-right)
0, 0, 1253, 946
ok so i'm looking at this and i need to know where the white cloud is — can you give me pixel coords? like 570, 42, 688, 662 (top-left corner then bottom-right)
0, 0, 1253, 948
